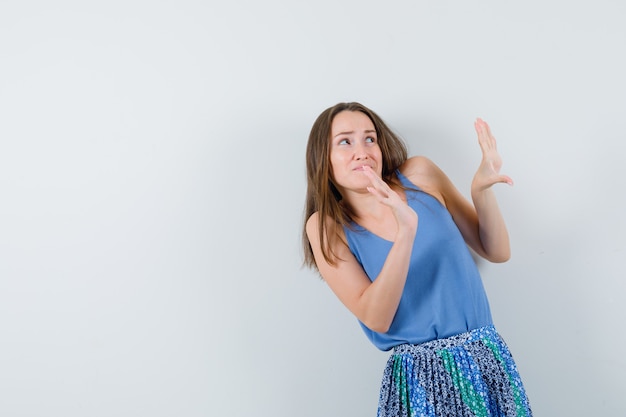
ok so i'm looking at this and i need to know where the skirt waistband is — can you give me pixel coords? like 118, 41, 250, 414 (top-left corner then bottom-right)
392, 325, 499, 355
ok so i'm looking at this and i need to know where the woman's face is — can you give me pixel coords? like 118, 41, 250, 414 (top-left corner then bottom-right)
329, 110, 383, 193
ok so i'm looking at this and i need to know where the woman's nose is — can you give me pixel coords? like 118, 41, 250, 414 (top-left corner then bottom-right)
354, 142, 368, 160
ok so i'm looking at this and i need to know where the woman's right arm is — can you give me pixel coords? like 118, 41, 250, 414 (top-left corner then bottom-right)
305, 169, 418, 333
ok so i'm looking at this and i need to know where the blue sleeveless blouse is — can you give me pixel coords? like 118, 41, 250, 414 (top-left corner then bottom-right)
343, 170, 493, 351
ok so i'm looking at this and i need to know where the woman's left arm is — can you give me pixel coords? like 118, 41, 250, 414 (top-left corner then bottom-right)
437, 118, 513, 262
470, 118, 512, 262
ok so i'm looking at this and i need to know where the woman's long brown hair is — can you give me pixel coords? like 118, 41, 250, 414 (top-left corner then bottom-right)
302, 102, 409, 271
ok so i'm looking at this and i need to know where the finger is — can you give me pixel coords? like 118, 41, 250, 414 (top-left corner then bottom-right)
362, 166, 392, 190
364, 174, 389, 193
484, 120, 494, 140
494, 174, 513, 186
480, 118, 498, 148
361, 166, 382, 181
366, 186, 395, 205
475, 118, 492, 153
366, 186, 384, 198
476, 174, 514, 191
478, 118, 493, 144
361, 169, 389, 194
364, 177, 404, 206
368, 181, 397, 200
475, 118, 498, 155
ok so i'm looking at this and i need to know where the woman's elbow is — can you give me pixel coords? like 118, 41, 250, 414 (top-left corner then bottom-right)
363, 317, 392, 333
487, 248, 511, 263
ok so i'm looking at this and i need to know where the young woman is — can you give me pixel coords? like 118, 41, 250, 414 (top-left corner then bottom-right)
302, 102, 532, 417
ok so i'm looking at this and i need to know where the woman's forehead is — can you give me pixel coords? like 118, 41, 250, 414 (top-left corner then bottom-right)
331, 111, 375, 135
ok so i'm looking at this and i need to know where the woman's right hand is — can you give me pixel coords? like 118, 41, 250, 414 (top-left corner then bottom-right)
361, 166, 418, 236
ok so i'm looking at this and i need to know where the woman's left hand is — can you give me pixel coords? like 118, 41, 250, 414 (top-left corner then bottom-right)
471, 118, 513, 193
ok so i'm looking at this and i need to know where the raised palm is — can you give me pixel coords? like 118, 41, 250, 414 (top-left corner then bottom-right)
472, 118, 513, 192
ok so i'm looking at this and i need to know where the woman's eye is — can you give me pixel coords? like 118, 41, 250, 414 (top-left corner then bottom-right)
338, 138, 350, 145
366, 137, 376, 143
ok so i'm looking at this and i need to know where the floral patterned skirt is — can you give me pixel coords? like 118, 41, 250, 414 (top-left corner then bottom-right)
378, 325, 532, 417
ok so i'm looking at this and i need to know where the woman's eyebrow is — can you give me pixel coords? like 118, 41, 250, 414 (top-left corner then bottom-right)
333, 130, 354, 138
333, 129, 376, 138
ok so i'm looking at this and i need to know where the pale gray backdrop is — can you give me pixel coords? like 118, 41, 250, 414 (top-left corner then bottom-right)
1, 1, 624, 416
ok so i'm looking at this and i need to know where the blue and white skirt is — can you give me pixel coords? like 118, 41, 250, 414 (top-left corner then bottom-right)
378, 325, 532, 417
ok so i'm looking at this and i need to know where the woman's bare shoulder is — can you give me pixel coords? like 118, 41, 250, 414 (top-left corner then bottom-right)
305, 211, 322, 242
399, 156, 444, 184
305, 210, 319, 229
402, 154, 440, 171
306, 211, 344, 243
399, 156, 447, 205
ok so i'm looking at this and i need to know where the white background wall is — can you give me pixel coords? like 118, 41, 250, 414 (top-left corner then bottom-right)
1, 1, 624, 416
